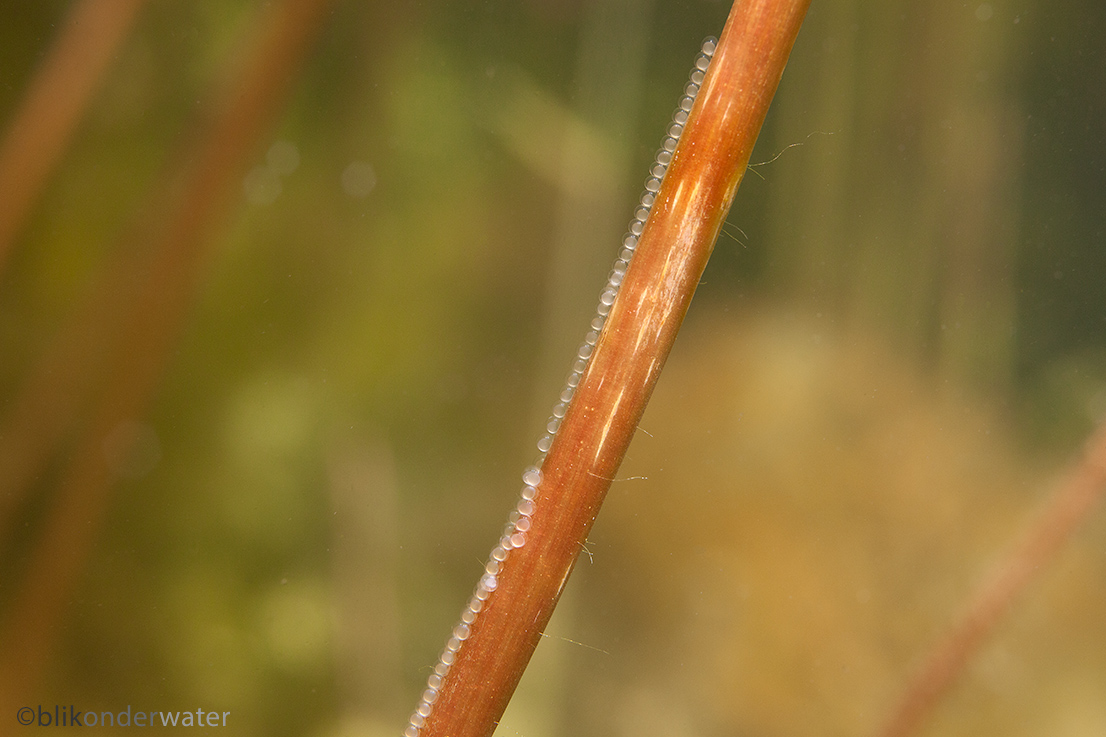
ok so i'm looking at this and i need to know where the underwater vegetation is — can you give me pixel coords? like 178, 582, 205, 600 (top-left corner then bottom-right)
1, 1, 1105, 736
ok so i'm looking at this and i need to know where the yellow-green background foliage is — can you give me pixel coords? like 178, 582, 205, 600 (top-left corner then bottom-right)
1, 1, 1104, 736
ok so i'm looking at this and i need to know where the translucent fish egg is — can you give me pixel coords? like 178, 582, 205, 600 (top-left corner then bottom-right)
522, 467, 542, 486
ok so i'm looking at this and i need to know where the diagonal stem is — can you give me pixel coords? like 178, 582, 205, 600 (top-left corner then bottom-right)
0, 0, 336, 721
411, 2, 811, 736
876, 417, 1106, 737
0, 0, 147, 275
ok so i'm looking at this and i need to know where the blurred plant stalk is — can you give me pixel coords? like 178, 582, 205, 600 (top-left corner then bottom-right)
878, 415, 1106, 737
0, 0, 147, 275
415, 1, 811, 736
0, 0, 336, 720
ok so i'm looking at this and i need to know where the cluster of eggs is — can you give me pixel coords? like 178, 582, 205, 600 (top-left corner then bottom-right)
404, 36, 717, 737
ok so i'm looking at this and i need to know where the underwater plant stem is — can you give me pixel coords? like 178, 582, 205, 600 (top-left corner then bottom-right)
418, 1, 811, 736
0, 0, 147, 275
877, 417, 1106, 737
0, 0, 335, 716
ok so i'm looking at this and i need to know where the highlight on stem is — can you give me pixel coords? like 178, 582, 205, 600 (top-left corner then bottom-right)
405, 1, 812, 736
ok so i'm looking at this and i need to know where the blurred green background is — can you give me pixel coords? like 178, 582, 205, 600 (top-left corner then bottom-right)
1, 1, 1105, 736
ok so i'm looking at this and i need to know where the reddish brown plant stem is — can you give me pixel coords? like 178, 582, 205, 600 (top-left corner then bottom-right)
418, 1, 811, 736
0, 0, 335, 722
877, 418, 1106, 737
0, 0, 147, 275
